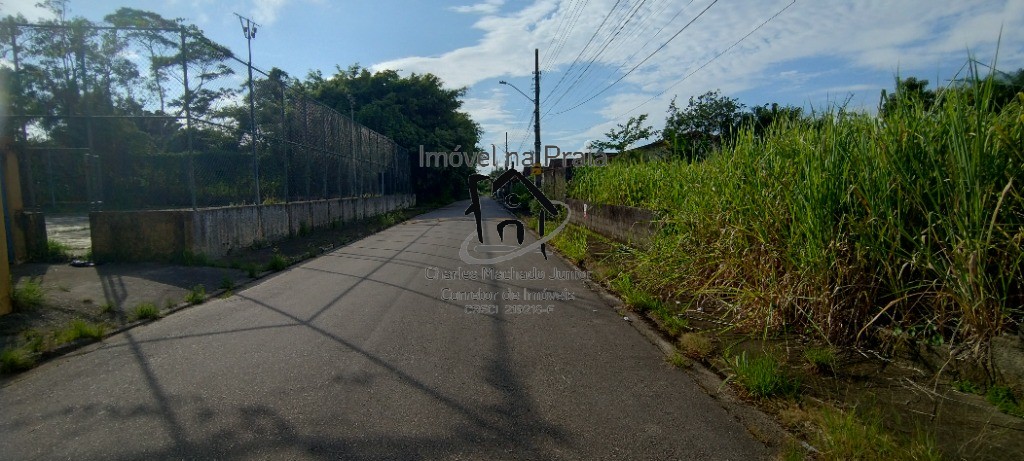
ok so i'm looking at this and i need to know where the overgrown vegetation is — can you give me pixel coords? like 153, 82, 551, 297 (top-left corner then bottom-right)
728, 351, 800, 398
550, 224, 589, 264
810, 406, 942, 461
185, 284, 206, 305
985, 386, 1024, 418
45, 239, 73, 262
0, 347, 36, 374
803, 345, 837, 373
132, 302, 161, 321
571, 64, 1024, 354
265, 252, 289, 272
678, 332, 714, 360
11, 278, 45, 311
54, 320, 105, 344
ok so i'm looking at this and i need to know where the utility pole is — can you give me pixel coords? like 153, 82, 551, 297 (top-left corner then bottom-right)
533, 48, 541, 171
498, 48, 547, 257
236, 13, 261, 205
533, 48, 545, 256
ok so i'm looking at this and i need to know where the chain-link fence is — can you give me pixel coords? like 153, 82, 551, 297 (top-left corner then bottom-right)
3, 22, 410, 212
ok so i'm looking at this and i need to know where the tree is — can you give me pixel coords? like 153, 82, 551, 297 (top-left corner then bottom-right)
589, 114, 659, 153
879, 77, 935, 118
741, 103, 804, 138
304, 65, 482, 203
663, 90, 744, 160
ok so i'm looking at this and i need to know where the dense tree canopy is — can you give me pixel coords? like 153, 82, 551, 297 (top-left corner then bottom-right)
3, 2, 482, 207
303, 65, 482, 202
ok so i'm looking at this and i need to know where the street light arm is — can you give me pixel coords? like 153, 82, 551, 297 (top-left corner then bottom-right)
499, 80, 534, 104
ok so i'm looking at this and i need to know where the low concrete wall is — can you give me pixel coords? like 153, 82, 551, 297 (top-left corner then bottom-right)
91, 209, 194, 262
91, 194, 415, 262
565, 198, 660, 246
13, 211, 48, 263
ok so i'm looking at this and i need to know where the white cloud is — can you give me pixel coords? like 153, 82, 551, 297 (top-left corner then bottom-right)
1, 0, 57, 21
371, 0, 1024, 148
251, 0, 288, 25
450, 0, 505, 15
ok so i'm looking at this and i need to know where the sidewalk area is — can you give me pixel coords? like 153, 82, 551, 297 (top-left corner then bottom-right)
1, 203, 435, 373
2, 262, 247, 351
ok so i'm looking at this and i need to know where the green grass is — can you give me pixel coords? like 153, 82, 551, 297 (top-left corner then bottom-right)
20, 329, 45, 353
611, 273, 662, 312
45, 239, 73, 262
667, 352, 691, 369
813, 407, 942, 461
985, 386, 1024, 418
181, 250, 211, 267
803, 345, 837, 373
185, 284, 206, 305
132, 302, 161, 321
12, 278, 45, 310
729, 351, 800, 398
569, 63, 1024, 349
376, 211, 403, 228
550, 224, 589, 264
679, 332, 714, 360
54, 320, 105, 344
98, 302, 115, 314
219, 276, 235, 291
0, 347, 36, 374
265, 253, 289, 272
952, 379, 982, 394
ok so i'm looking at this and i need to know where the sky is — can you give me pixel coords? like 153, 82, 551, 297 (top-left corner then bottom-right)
4, 0, 1023, 162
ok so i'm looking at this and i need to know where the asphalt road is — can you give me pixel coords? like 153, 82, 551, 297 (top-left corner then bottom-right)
0, 198, 768, 460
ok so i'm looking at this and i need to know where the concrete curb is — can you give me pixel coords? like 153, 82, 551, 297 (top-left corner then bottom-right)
534, 220, 794, 456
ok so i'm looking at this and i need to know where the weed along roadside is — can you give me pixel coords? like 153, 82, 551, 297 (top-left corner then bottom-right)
0, 205, 437, 378
536, 68, 1024, 460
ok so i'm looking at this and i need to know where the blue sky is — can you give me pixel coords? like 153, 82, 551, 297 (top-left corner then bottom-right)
6, 0, 1024, 160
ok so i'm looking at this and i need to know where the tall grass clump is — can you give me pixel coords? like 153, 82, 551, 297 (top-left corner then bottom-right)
570, 62, 1023, 353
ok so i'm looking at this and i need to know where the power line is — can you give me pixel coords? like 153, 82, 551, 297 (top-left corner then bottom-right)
544, 0, 654, 113
543, 0, 625, 102
577, 0, 797, 133
545, 0, 689, 116
542, 0, 590, 72
551, 0, 720, 116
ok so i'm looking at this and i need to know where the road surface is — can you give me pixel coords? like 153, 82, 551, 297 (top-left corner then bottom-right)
0, 198, 768, 460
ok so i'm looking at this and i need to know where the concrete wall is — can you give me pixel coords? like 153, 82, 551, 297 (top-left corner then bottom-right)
15, 211, 49, 262
91, 194, 415, 262
565, 198, 660, 246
